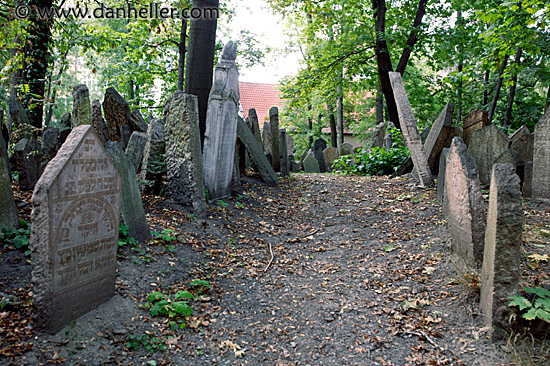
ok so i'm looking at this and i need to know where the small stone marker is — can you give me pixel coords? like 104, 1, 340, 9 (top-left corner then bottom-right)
279, 129, 290, 177
164, 92, 206, 217
424, 102, 454, 174
270, 107, 281, 172
303, 151, 320, 173
71, 84, 92, 127
203, 42, 240, 201
31, 125, 122, 333
40, 127, 60, 170
532, 108, 550, 202
468, 125, 510, 186
248, 109, 262, 147
125, 132, 148, 172
389, 72, 434, 187
463, 109, 489, 146
437, 147, 449, 203
480, 163, 522, 339
105, 142, 151, 242
103, 87, 130, 142
313, 138, 327, 173
339, 142, 353, 156
510, 125, 533, 164
0, 133, 18, 229
370, 122, 386, 149
236, 117, 278, 186
323, 146, 339, 172
444, 137, 485, 267
91, 100, 109, 143
14, 138, 39, 190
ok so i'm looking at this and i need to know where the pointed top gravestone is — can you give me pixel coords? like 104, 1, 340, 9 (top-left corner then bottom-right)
31, 125, 122, 333
72, 84, 92, 127
203, 42, 240, 200
103, 87, 130, 142
313, 138, 327, 172
248, 108, 262, 147
510, 125, 533, 164
424, 102, 454, 173
533, 108, 550, 202
303, 151, 320, 173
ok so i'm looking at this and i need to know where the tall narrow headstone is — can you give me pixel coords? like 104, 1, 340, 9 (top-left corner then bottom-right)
91, 100, 109, 143
389, 72, 433, 187
14, 138, 39, 190
437, 148, 450, 203
480, 164, 522, 339
279, 129, 290, 177
248, 109, 262, 148
31, 125, 122, 333
524, 161, 533, 197
39, 127, 60, 174
463, 109, 489, 146
0, 133, 18, 229
313, 138, 327, 173
468, 125, 510, 186
129, 109, 148, 134
164, 92, 206, 217
424, 102, 454, 174
262, 121, 272, 156
71, 84, 92, 127
102, 87, 130, 142
286, 133, 294, 156
125, 132, 148, 172
532, 108, 550, 202
270, 107, 281, 172
510, 125, 533, 164
444, 137, 485, 267
139, 118, 165, 195
370, 122, 386, 149
203, 42, 240, 200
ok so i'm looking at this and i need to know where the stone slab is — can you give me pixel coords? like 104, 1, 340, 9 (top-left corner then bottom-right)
532, 108, 550, 202
313, 138, 327, 173
424, 102, 454, 174
279, 129, 289, 177
125, 132, 148, 172
323, 146, 339, 172
510, 125, 533, 164
102, 87, 130, 142
339, 142, 353, 156
72, 84, 92, 127
437, 147, 449, 203
0, 133, 18, 229
270, 107, 280, 172
463, 109, 489, 146
468, 125, 510, 186
303, 151, 320, 173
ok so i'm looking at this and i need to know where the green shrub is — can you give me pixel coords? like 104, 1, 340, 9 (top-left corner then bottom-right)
509, 287, 550, 323
0, 220, 31, 256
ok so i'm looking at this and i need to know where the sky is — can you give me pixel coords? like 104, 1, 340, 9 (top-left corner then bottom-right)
223, 0, 302, 84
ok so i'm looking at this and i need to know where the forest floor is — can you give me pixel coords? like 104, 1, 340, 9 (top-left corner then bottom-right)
1, 172, 549, 366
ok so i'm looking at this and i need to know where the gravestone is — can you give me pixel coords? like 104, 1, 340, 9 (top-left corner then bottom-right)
323, 146, 339, 172
14, 138, 39, 190
262, 121, 272, 156
31, 125, 122, 333
532, 108, 550, 202
0, 133, 18, 229
289, 155, 301, 173
303, 151, 320, 173
270, 107, 281, 172
424, 102, 454, 174
389, 72, 433, 187
202, 42, 240, 201
463, 109, 489, 146
480, 164, 522, 339
468, 125, 510, 186
60, 113, 72, 146
437, 147, 450, 203
524, 161, 533, 197
236, 117, 278, 186
339, 142, 353, 156
139, 118, 165, 195
510, 125, 533, 164
125, 132, 148, 172
40, 127, 60, 174
91, 100, 109, 143
420, 128, 430, 143
103, 87, 130, 142
129, 109, 148, 134
384, 121, 397, 150
120, 125, 131, 149
286, 133, 294, 156
370, 122, 386, 149
248, 109, 262, 148
71, 84, 92, 127
164, 92, 206, 217
105, 142, 151, 242
494, 148, 524, 186
444, 137, 485, 267
279, 129, 290, 177
454, 126, 463, 139
313, 138, 327, 173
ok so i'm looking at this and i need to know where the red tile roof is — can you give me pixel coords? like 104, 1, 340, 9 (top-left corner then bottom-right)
239, 82, 282, 126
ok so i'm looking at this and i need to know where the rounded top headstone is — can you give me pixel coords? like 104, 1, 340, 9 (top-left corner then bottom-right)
222, 42, 237, 61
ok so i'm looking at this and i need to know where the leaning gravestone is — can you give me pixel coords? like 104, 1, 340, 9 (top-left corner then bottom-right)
463, 109, 489, 146
103, 87, 130, 142
339, 142, 353, 156
270, 107, 281, 172
0, 133, 18, 229
510, 125, 533, 164
303, 151, 320, 173
437, 147, 450, 203
105, 142, 151, 242
480, 163, 522, 339
424, 102, 454, 174
31, 125, 122, 333
468, 125, 509, 186
125, 132, 148, 172
323, 146, 339, 172
203, 42, 240, 200
248, 109, 262, 147
444, 138, 485, 267
313, 138, 327, 173
71, 84, 92, 127
389, 72, 433, 187
532, 108, 550, 203
129, 109, 148, 134
91, 100, 109, 143
164, 92, 206, 217
279, 129, 290, 177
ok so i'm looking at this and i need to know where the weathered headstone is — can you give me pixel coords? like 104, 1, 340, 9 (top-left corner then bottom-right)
420, 127, 430, 143
103, 87, 130, 142
279, 129, 290, 177
129, 109, 148, 134
389, 72, 433, 187
40, 127, 60, 174
139, 118, 165, 195
105, 142, 151, 242
289, 155, 301, 173
494, 148, 524, 186
71, 84, 92, 127
532, 108, 550, 202
203, 42, 240, 200
524, 161, 533, 197
248, 109, 262, 148
468, 125, 510, 186
463, 109, 489, 146
0, 133, 18, 229
163, 92, 206, 216
270, 107, 281, 172
313, 138, 327, 173
339, 142, 353, 156
303, 151, 320, 173
444, 138, 485, 267
454, 126, 463, 139
323, 146, 339, 172
236, 117, 278, 186
437, 148, 449, 203
286, 133, 294, 156
262, 121, 272, 156
14, 138, 39, 190
480, 163, 523, 339
370, 122, 386, 149
384, 121, 397, 150
60, 113, 72, 145
510, 125, 533, 164
125, 132, 148, 172
91, 100, 109, 143
31, 125, 122, 333
423, 102, 454, 174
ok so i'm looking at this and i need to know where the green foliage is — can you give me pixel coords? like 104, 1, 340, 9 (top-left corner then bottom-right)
145, 290, 193, 330
152, 229, 176, 243
118, 224, 139, 251
216, 200, 229, 209
126, 334, 167, 353
189, 279, 211, 295
510, 287, 550, 323
0, 220, 31, 256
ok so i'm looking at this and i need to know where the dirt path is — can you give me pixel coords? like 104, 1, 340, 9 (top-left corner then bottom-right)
1, 173, 548, 365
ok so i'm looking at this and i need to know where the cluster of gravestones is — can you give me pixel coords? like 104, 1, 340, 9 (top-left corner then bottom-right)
386, 72, 549, 339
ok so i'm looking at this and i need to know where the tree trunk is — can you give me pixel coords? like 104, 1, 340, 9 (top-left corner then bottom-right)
488, 55, 509, 123
185, 0, 219, 147
483, 69, 490, 106
504, 47, 522, 127
546, 84, 550, 112
376, 85, 384, 125
395, 0, 428, 74
177, 18, 188, 91
329, 113, 337, 147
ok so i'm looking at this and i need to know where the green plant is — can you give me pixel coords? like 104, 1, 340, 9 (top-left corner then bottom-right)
145, 290, 193, 330
118, 224, 139, 252
0, 220, 31, 256
510, 287, 550, 323
152, 229, 176, 243
189, 279, 211, 295
126, 334, 167, 353
217, 199, 229, 209
234, 201, 244, 209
